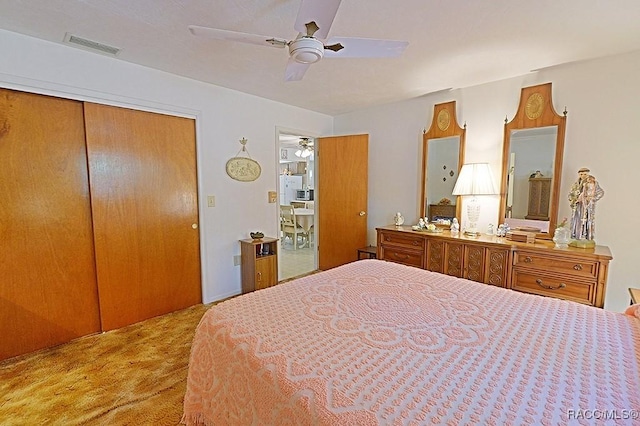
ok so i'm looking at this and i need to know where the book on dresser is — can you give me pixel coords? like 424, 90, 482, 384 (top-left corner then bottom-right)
376, 225, 612, 308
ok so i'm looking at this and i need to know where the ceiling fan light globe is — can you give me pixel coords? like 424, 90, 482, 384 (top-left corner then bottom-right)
302, 149, 311, 158
289, 37, 324, 64
295, 149, 303, 157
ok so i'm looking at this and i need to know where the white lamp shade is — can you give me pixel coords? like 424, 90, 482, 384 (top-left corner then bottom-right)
452, 163, 498, 196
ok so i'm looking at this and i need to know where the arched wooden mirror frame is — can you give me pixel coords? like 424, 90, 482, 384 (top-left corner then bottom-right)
499, 83, 567, 239
420, 101, 466, 220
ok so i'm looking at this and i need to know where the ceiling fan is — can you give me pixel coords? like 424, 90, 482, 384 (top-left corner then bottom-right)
188, 0, 409, 81
295, 137, 313, 158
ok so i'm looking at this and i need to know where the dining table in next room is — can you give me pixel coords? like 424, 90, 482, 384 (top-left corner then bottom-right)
293, 208, 314, 247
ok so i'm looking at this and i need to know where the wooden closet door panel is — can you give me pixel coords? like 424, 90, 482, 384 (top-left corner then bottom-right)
83, 103, 201, 331
0, 89, 100, 360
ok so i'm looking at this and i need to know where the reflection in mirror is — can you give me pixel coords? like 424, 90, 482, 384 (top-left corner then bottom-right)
426, 136, 460, 219
499, 83, 566, 238
505, 126, 557, 226
420, 101, 465, 221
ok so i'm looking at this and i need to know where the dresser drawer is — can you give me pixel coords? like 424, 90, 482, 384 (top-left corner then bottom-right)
513, 251, 598, 279
379, 246, 424, 268
379, 231, 425, 250
512, 270, 596, 305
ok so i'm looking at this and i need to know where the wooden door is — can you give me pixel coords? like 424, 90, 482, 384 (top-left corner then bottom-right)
0, 89, 100, 360
84, 103, 201, 331
317, 134, 368, 270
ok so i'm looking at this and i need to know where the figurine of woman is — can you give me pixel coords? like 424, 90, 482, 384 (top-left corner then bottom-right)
569, 168, 604, 240
450, 218, 460, 234
394, 212, 405, 226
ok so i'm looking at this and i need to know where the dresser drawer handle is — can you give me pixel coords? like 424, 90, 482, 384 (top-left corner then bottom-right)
524, 256, 533, 263
413, 240, 420, 246
535, 279, 566, 290
393, 252, 410, 260
573, 264, 583, 271
385, 236, 391, 242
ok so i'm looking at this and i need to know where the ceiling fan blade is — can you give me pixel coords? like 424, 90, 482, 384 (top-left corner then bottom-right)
305, 21, 320, 37
188, 25, 287, 48
294, 0, 342, 40
323, 37, 408, 58
324, 43, 344, 52
285, 58, 311, 82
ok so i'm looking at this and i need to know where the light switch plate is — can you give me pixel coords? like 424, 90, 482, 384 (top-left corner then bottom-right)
268, 191, 277, 203
207, 195, 215, 207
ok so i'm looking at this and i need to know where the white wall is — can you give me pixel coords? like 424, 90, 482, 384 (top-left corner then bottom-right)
3, 27, 639, 313
335, 49, 640, 313
0, 29, 333, 303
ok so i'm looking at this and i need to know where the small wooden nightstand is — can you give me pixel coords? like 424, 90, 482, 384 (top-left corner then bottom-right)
240, 237, 278, 293
357, 246, 377, 260
629, 288, 640, 305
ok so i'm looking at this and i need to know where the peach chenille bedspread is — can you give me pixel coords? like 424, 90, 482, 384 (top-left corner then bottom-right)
182, 260, 640, 425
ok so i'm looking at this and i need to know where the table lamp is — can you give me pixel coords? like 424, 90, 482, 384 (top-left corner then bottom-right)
452, 163, 498, 236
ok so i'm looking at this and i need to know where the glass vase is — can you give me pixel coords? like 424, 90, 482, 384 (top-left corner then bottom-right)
553, 227, 570, 248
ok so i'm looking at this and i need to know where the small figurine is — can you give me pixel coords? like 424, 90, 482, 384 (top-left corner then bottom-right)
394, 212, 405, 226
496, 223, 509, 237
450, 218, 460, 234
487, 223, 494, 235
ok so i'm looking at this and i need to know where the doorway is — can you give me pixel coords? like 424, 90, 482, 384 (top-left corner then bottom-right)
277, 131, 317, 280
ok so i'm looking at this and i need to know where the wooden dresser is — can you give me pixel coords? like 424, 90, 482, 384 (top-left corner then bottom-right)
525, 177, 552, 220
376, 226, 612, 307
428, 204, 457, 221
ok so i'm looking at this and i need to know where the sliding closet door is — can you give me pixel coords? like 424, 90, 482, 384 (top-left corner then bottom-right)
83, 103, 201, 331
0, 89, 101, 360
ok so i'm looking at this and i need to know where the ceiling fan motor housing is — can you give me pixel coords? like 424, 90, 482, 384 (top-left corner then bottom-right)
289, 37, 324, 64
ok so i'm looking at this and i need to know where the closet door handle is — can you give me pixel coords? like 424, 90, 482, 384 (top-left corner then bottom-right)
192, 223, 198, 229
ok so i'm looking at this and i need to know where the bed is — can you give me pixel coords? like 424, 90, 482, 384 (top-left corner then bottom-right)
182, 259, 640, 425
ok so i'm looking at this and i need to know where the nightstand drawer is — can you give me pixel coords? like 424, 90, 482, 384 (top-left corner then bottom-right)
513, 251, 598, 279
379, 246, 424, 268
379, 231, 425, 250
512, 270, 596, 305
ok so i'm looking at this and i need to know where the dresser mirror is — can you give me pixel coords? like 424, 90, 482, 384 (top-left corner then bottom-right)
499, 83, 567, 238
420, 101, 466, 221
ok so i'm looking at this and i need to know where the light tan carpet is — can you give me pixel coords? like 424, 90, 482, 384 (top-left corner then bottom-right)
0, 303, 212, 425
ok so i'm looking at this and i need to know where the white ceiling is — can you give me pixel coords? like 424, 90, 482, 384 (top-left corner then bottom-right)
1, 1, 640, 116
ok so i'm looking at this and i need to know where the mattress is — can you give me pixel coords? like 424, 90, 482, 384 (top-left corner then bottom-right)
182, 259, 640, 425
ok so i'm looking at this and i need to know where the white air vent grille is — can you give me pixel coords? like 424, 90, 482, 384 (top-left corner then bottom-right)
63, 32, 121, 56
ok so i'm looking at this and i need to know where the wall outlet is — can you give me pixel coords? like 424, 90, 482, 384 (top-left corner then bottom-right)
233, 255, 241, 266
207, 195, 215, 207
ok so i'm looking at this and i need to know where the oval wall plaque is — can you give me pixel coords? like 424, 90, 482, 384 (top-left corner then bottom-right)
225, 157, 261, 182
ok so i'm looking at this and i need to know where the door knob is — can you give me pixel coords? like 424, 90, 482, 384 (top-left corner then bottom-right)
192, 223, 198, 229
359, 211, 366, 216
